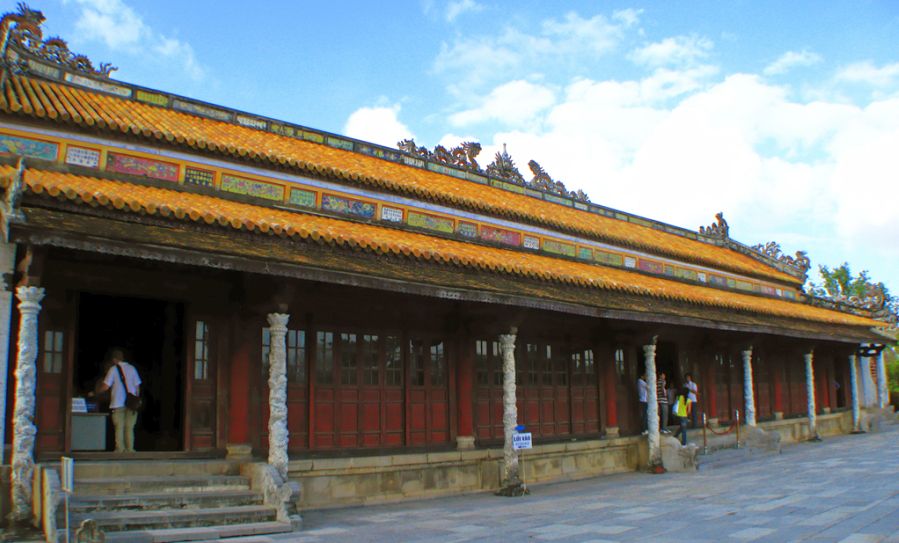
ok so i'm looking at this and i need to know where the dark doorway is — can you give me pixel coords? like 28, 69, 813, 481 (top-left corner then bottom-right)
75, 292, 185, 451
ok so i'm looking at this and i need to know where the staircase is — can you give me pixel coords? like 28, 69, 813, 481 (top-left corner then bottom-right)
61, 460, 294, 543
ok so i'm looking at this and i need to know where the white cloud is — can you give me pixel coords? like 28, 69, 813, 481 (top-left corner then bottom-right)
433, 11, 635, 96
446, 0, 483, 22
449, 80, 556, 127
344, 105, 414, 147
629, 35, 713, 68
435, 69, 899, 288
835, 61, 899, 88
70, 0, 205, 80
763, 50, 822, 76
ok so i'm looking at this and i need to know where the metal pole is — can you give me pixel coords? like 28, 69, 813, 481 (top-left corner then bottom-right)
702, 412, 708, 454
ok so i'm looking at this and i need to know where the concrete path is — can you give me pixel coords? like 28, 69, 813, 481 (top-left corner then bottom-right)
235, 422, 899, 543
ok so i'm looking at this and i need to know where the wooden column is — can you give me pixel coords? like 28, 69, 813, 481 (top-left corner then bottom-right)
603, 351, 619, 437
772, 359, 784, 419
706, 356, 719, 425
456, 333, 475, 449
226, 317, 252, 458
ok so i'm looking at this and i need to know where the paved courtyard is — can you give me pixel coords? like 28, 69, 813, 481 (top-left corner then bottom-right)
234, 422, 899, 543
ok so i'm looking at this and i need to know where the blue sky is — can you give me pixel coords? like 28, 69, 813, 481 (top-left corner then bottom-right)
15, 0, 899, 297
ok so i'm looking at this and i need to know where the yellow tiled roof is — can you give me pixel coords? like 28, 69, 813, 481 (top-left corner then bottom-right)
0, 164, 877, 328
0, 74, 802, 285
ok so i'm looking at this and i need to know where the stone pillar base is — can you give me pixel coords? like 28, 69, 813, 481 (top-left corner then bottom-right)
456, 436, 475, 450
773, 411, 784, 420
707, 418, 719, 427
604, 426, 620, 438
822, 407, 831, 414
226, 444, 253, 460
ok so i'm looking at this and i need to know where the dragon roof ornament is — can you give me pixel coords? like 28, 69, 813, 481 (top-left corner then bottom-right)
397, 139, 591, 203
0, 3, 116, 79
751, 241, 811, 274
699, 212, 729, 239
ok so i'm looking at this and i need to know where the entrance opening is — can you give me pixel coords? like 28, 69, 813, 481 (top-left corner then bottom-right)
75, 292, 185, 452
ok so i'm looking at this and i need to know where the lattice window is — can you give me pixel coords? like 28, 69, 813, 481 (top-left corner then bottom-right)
316, 331, 334, 384
430, 341, 446, 386
361, 334, 379, 385
340, 333, 358, 385
614, 348, 626, 381
526, 343, 539, 385
194, 320, 209, 380
262, 328, 306, 383
384, 335, 402, 386
42, 329, 64, 374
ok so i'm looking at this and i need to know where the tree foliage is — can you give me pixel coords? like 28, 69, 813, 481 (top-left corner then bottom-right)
808, 262, 898, 319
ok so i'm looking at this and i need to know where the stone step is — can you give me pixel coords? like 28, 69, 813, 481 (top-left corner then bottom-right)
71, 504, 277, 533
102, 521, 293, 543
74, 475, 250, 495
72, 459, 240, 479
68, 489, 261, 512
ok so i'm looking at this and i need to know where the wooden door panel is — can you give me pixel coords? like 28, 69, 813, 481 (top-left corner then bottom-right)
186, 316, 218, 451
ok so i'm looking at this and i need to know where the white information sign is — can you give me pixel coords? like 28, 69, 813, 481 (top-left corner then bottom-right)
512, 432, 532, 450
60, 456, 75, 493
71, 397, 87, 413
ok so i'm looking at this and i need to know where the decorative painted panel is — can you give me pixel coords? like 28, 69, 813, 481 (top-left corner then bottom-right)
735, 280, 756, 291
64, 146, 100, 168
106, 152, 179, 182
289, 188, 317, 208
543, 239, 576, 257
407, 211, 454, 234
326, 136, 353, 151
709, 275, 728, 287
578, 247, 593, 260
523, 236, 540, 250
173, 99, 231, 122
64, 73, 131, 97
220, 174, 284, 201
236, 115, 267, 130
0, 134, 58, 160
321, 194, 376, 219
594, 251, 623, 266
135, 90, 170, 107
624, 256, 637, 269
480, 225, 521, 246
184, 167, 215, 187
638, 259, 664, 274
381, 206, 403, 222
456, 221, 478, 238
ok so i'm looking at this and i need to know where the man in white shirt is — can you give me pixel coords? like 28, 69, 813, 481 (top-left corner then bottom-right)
96, 348, 142, 453
685, 373, 699, 428
637, 373, 649, 435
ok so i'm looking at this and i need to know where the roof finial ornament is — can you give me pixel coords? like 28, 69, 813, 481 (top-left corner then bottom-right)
486, 143, 524, 183
397, 138, 483, 171
0, 2, 116, 79
699, 212, 729, 239
751, 241, 811, 274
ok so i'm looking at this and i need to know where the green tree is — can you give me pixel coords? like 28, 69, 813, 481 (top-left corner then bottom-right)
808, 262, 898, 319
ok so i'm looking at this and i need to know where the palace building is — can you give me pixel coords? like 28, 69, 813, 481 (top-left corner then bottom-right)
0, 5, 893, 541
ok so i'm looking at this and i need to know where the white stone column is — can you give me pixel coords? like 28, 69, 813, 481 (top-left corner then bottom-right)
643, 337, 660, 467
266, 312, 290, 480
848, 353, 860, 432
499, 328, 522, 492
804, 351, 817, 439
0, 241, 16, 463
875, 350, 888, 409
742, 348, 757, 427
10, 285, 45, 522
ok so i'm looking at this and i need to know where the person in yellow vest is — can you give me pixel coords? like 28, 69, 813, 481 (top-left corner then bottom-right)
671, 386, 692, 446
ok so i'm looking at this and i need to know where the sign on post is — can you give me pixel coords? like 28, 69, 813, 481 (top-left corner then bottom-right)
61, 456, 75, 493
512, 432, 532, 450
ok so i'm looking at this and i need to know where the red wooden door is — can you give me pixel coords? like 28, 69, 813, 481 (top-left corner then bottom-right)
408, 337, 449, 446
614, 346, 637, 435
756, 356, 772, 420
36, 314, 69, 453
517, 342, 543, 437
474, 339, 503, 441
185, 316, 218, 451
570, 348, 599, 435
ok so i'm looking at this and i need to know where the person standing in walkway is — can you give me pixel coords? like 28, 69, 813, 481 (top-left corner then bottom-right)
685, 373, 699, 428
657, 371, 669, 433
637, 373, 649, 435
672, 386, 693, 446
96, 348, 142, 453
